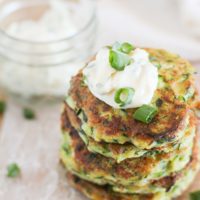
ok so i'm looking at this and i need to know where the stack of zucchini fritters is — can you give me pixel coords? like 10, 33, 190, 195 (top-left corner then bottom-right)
61, 48, 200, 200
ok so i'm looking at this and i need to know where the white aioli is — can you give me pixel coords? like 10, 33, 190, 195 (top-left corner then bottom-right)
83, 47, 158, 109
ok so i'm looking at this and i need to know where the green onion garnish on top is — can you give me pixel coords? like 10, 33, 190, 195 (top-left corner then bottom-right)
133, 104, 158, 124
109, 42, 134, 71
190, 191, 200, 200
109, 50, 131, 71
121, 42, 134, 54
7, 163, 21, 178
114, 87, 135, 107
112, 42, 134, 54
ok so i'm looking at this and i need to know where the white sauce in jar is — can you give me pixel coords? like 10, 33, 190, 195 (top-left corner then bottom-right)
6, 0, 77, 42
0, 0, 85, 98
83, 47, 158, 109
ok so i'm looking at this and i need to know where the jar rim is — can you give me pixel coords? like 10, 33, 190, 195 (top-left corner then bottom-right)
0, 0, 97, 45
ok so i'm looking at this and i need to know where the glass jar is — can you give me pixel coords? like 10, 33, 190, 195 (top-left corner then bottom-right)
0, 0, 97, 103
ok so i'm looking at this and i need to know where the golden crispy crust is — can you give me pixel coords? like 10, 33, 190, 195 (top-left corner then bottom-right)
61, 110, 197, 185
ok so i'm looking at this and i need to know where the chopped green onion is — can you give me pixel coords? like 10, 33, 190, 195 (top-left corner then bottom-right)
112, 42, 134, 54
121, 42, 134, 54
109, 50, 131, 71
114, 87, 135, 107
190, 191, 200, 200
7, 163, 20, 178
133, 105, 158, 124
0, 100, 6, 114
23, 108, 35, 120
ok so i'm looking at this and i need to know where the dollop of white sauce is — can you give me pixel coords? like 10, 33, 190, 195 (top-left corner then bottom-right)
83, 48, 158, 109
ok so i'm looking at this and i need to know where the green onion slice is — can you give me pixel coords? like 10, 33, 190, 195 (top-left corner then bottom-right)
121, 42, 134, 54
112, 42, 134, 54
23, 108, 35, 120
114, 87, 135, 107
0, 100, 6, 114
7, 163, 21, 178
133, 104, 158, 124
190, 191, 200, 200
109, 50, 131, 71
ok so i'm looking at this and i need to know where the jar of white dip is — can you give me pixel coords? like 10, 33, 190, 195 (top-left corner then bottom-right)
0, 0, 96, 102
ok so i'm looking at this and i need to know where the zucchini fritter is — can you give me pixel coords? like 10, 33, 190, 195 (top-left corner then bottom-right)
66, 49, 198, 149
